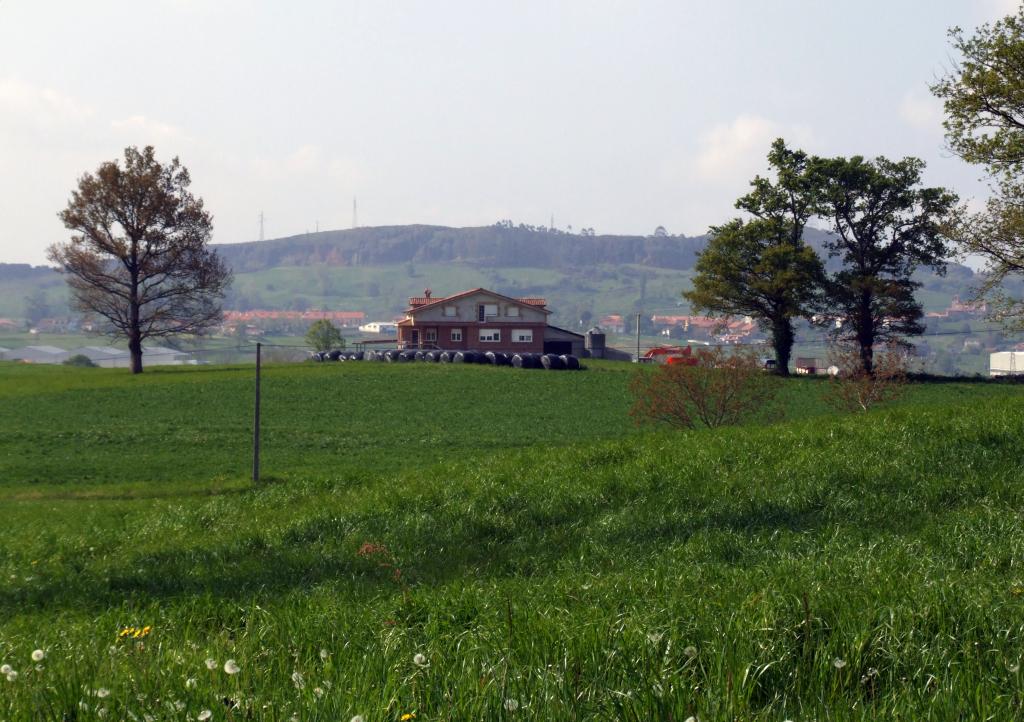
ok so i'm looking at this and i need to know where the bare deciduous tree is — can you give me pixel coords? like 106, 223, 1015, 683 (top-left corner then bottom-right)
49, 146, 231, 373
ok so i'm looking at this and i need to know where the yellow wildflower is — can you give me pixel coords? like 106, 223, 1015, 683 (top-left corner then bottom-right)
401, 714, 416, 721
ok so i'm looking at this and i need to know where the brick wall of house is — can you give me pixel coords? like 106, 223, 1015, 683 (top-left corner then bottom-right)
398, 321, 546, 353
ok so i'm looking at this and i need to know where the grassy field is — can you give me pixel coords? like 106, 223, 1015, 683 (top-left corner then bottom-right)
1, 361, 1024, 720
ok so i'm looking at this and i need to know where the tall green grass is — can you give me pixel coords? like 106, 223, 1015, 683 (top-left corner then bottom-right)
1, 363, 1023, 719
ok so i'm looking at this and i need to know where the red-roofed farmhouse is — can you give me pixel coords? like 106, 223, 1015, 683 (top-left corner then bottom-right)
397, 288, 583, 355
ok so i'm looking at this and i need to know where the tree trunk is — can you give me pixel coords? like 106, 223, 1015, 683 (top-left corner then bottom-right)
770, 318, 793, 377
857, 294, 874, 376
129, 299, 143, 374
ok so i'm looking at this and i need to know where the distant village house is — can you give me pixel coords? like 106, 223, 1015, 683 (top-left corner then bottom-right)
397, 288, 584, 356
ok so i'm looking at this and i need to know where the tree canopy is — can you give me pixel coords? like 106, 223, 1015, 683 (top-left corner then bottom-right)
49, 146, 231, 373
813, 154, 959, 373
933, 8, 1024, 326
684, 139, 824, 375
305, 319, 345, 353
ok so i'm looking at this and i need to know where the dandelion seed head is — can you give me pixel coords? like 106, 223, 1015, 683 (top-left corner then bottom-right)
96, 688, 110, 698
31, 649, 45, 662
97, 708, 107, 718
413, 653, 427, 667
5, 670, 17, 682
313, 686, 324, 698
223, 659, 240, 675
185, 677, 197, 689
0, 664, 11, 674
646, 632, 663, 644
205, 658, 217, 670
504, 698, 519, 711
197, 710, 212, 721
350, 716, 365, 722
319, 648, 329, 660
682, 645, 698, 658
833, 657, 847, 669
291, 671, 305, 689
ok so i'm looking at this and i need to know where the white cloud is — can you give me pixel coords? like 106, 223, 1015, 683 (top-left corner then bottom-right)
693, 114, 814, 185
110, 115, 189, 144
0, 77, 94, 128
899, 88, 944, 134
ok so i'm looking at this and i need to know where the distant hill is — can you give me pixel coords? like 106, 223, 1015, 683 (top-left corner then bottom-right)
0, 224, 980, 324
213, 224, 709, 273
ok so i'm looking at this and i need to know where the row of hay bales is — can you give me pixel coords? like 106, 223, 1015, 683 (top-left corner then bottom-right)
311, 349, 582, 370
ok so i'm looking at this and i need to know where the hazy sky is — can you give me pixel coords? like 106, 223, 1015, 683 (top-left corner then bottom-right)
0, 0, 1018, 265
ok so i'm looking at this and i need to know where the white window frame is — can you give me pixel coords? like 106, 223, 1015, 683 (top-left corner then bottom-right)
425, 329, 437, 343
450, 328, 463, 342
479, 328, 501, 343
443, 305, 457, 317
482, 304, 498, 317
512, 329, 533, 343
506, 305, 520, 317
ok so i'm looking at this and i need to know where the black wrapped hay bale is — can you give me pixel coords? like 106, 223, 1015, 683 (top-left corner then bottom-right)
512, 353, 541, 369
439, 351, 452, 363
384, 350, 399, 362
541, 354, 566, 370
486, 351, 511, 366
561, 354, 581, 370
453, 351, 468, 364
414, 350, 426, 361
425, 351, 440, 363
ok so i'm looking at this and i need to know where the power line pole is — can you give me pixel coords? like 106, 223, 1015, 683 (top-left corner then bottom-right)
352, 197, 358, 229
259, 211, 264, 241
636, 313, 641, 362
252, 342, 261, 483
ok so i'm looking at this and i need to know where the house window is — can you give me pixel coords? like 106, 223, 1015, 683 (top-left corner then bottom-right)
507, 306, 520, 317
425, 329, 437, 343
478, 303, 498, 321
443, 306, 457, 317
512, 329, 533, 343
479, 328, 501, 343
450, 328, 463, 342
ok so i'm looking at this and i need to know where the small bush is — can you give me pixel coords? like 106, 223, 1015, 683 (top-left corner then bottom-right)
824, 343, 909, 413
629, 346, 778, 429
62, 354, 97, 368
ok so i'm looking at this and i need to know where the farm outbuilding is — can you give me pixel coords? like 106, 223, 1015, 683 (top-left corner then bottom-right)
8, 345, 69, 364
542, 325, 585, 357
990, 351, 1024, 377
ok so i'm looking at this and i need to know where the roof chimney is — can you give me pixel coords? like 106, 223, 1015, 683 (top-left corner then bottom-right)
424, 288, 432, 299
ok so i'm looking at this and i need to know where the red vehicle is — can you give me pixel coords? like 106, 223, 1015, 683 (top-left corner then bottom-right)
642, 345, 699, 365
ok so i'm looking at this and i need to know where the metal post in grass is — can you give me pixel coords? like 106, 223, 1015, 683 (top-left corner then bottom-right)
253, 342, 261, 482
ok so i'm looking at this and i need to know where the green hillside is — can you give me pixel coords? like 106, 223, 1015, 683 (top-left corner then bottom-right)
1, 361, 1024, 719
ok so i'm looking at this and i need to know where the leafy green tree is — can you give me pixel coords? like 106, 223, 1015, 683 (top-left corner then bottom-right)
23, 289, 51, 326
305, 319, 344, 352
684, 139, 824, 375
932, 9, 1024, 326
812, 155, 959, 374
